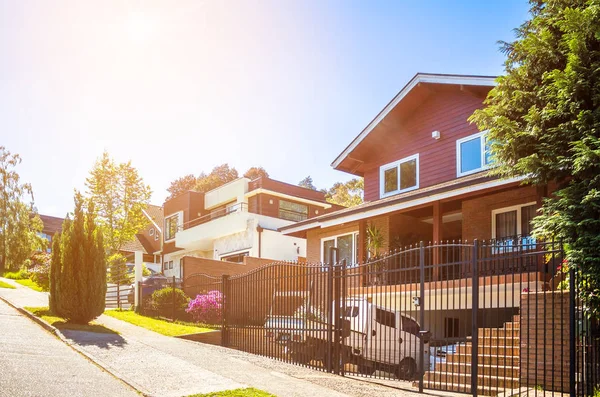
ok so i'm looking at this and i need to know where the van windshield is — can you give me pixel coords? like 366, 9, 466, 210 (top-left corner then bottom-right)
401, 316, 420, 336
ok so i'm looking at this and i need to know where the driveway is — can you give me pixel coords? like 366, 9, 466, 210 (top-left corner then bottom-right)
0, 299, 137, 397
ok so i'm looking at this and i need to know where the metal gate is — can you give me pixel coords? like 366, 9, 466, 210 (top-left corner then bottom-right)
182, 239, 599, 396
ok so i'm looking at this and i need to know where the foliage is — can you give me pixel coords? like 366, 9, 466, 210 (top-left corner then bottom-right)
366, 223, 385, 258
3, 268, 29, 280
195, 164, 239, 193
25, 307, 116, 334
243, 167, 269, 181
166, 174, 197, 200
0, 146, 45, 273
29, 254, 50, 291
142, 263, 151, 276
85, 151, 152, 253
293, 304, 325, 322
186, 290, 223, 324
325, 178, 364, 208
107, 252, 130, 284
104, 309, 212, 336
50, 193, 107, 324
298, 175, 318, 190
185, 388, 275, 397
0, 280, 15, 289
151, 287, 190, 317
470, 0, 600, 315
15, 279, 43, 292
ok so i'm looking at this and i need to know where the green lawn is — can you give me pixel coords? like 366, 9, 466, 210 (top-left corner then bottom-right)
104, 310, 213, 337
0, 280, 15, 289
186, 388, 275, 397
15, 279, 44, 292
25, 306, 117, 334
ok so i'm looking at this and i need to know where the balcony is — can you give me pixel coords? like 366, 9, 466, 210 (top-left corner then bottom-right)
175, 203, 250, 251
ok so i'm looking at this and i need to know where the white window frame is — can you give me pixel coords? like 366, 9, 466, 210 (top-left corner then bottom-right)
320, 231, 360, 266
379, 153, 419, 199
491, 201, 537, 239
456, 130, 490, 177
164, 211, 183, 242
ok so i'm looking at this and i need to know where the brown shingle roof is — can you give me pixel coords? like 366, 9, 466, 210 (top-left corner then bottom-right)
39, 214, 64, 235
120, 235, 147, 254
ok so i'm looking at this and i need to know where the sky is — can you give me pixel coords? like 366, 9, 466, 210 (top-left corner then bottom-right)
0, 0, 531, 217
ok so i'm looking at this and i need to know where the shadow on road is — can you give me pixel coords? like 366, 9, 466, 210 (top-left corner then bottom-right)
61, 329, 128, 349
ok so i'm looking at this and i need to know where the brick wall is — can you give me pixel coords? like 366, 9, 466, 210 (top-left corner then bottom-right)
520, 291, 570, 392
462, 185, 538, 241
182, 255, 275, 279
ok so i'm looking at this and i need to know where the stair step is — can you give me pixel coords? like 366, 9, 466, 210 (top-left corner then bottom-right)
513, 315, 520, 323
418, 380, 508, 396
424, 371, 520, 389
476, 336, 520, 346
457, 343, 520, 356
434, 362, 520, 378
478, 328, 520, 338
446, 353, 520, 366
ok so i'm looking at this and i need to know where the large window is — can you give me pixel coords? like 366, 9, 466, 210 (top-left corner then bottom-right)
321, 232, 359, 265
492, 202, 537, 240
456, 131, 492, 176
379, 154, 419, 198
164, 214, 179, 241
279, 200, 308, 222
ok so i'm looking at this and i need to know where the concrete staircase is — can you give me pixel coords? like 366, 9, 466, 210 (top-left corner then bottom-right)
421, 315, 521, 396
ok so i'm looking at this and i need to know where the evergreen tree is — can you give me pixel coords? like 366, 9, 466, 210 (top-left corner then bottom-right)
51, 194, 106, 324
49, 230, 62, 313
470, 0, 600, 314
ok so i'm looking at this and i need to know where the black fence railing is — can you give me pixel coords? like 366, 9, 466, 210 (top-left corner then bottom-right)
168, 240, 597, 396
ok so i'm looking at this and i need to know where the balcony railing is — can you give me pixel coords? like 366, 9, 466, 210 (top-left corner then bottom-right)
180, 202, 248, 231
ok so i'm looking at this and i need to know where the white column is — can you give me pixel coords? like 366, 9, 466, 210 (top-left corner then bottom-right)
134, 251, 143, 308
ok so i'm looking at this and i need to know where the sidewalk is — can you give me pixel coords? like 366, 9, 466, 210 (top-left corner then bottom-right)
0, 279, 426, 397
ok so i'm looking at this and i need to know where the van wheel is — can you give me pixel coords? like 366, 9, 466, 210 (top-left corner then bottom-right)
396, 358, 417, 380
357, 362, 375, 376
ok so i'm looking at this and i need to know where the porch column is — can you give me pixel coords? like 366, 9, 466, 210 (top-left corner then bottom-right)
432, 201, 443, 281
134, 251, 143, 309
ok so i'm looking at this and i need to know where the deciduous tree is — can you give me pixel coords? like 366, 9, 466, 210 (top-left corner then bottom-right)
243, 166, 269, 181
298, 176, 317, 191
166, 174, 197, 200
325, 178, 364, 208
195, 164, 239, 192
470, 0, 600, 314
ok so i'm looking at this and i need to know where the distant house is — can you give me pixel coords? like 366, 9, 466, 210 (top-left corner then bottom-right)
38, 214, 64, 252
162, 176, 343, 279
119, 204, 164, 273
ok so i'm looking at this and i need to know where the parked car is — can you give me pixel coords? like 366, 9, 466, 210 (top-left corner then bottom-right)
127, 274, 182, 305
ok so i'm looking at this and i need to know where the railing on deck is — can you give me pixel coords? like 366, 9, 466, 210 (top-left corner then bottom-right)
180, 202, 248, 231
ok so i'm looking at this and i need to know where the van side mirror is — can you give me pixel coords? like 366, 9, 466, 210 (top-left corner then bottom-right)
419, 330, 431, 343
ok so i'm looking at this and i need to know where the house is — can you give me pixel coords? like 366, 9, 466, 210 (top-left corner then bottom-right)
162, 176, 343, 279
38, 214, 64, 252
119, 204, 163, 273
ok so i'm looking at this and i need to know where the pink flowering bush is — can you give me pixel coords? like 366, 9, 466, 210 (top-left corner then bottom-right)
186, 290, 223, 324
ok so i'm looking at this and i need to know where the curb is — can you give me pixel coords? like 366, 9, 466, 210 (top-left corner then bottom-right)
0, 294, 149, 397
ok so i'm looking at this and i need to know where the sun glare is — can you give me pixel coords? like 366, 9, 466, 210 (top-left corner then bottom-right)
126, 13, 157, 43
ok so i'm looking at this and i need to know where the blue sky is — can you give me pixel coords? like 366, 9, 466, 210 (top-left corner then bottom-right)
0, 0, 530, 217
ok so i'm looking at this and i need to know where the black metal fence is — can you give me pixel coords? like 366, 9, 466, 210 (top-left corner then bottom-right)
178, 240, 598, 396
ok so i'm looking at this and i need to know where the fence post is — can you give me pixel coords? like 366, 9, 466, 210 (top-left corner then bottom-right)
569, 263, 576, 397
327, 247, 338, 374
117, 279, 121, 310
332, 259, 345, 375
221, 274, 230, 347
172, 276, 176, 321
418, 241, 425, 393
137, 281, 142, 314
471, 239, 479, 397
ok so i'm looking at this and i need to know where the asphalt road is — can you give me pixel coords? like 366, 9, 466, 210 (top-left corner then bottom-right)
0, 299, 138, 397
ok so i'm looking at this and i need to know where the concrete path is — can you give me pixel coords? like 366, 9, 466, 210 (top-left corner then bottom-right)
0, 279, 433, 397
0, 299, 137, 397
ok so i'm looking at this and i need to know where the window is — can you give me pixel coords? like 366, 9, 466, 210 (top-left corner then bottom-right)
375, 308, 396, 328
154, 232, 159, 241
149, 228, 154, 236
163, 262, 168, 271
492, 202, 537, 240
279, 200, 308, 222
168, 260, 173, 270
221, 251, 249, 263
456, 131, 492, 176
401, 316, 420, 336
444, 318, 460, 338
165, 214, 179, 240
379, 154, 419, 198
321, 232, 359, 265
344, 306, 359, 318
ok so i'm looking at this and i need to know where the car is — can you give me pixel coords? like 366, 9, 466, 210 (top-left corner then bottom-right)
127, 274, 182, 305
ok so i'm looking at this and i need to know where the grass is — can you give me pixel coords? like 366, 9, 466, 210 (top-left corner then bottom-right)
104, 309, 213, 337
0, 280, 15, 289
3, 270, 28, 280
185, 388, 275, 397
25, 306, 117, 334
15, 279, 44, 292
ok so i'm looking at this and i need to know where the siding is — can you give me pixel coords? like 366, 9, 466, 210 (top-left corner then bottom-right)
363, 90, 485, 202
250, 193, 329, 220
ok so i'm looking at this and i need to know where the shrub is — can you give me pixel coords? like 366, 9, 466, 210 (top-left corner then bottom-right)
151, 287, 190, 318
186, 290, 223, 325
108, 253, 130, 284
4, 267, 29, 280
30, 263, 50, 291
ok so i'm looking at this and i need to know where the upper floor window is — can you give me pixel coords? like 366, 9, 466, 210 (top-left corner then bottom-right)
164, 214, 179, 241
279, 200, 308, 222
379, 154, 419, 198
456, 131, 492, 177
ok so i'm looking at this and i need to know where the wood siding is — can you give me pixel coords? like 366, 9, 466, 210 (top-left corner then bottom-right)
363, 90, 485, 202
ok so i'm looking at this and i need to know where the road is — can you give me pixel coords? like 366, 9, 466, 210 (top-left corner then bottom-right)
0, 299, 138, 397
